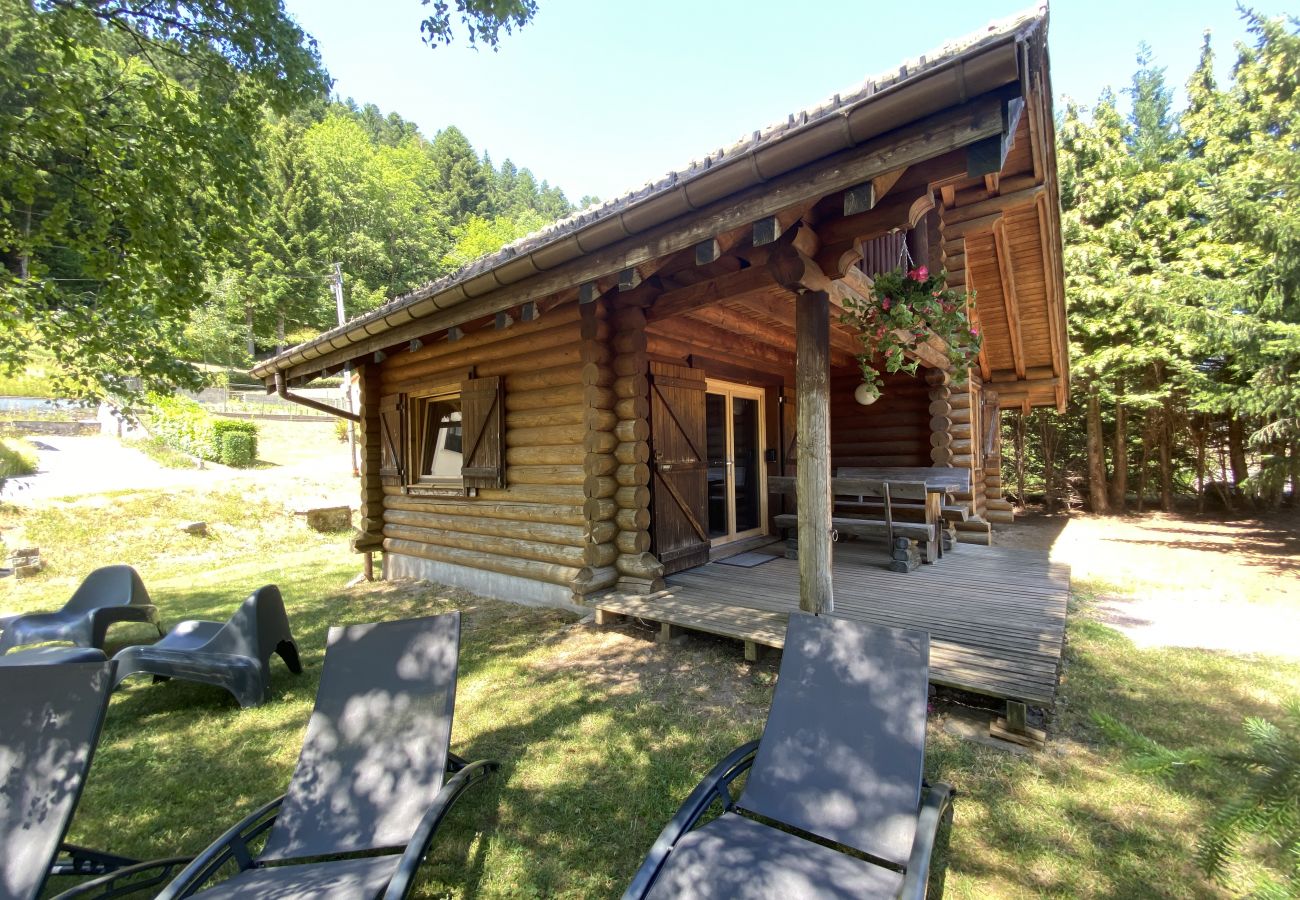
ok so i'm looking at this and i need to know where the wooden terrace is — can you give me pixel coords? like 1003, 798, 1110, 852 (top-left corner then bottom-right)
595, 541, 1069, 708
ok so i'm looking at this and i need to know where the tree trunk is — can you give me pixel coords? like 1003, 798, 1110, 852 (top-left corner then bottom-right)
245, 305, 256, 359
1228, 415, 1249, 490
1159, 397, 1174, 512
1086, 381, 1110, 514
1195, 415, 1207, 514
1039, 413, 1060, 512
1290, 441, 1299, 508
1109, 393, 1128, 512
1015, 410, 1026, 507
276, 311, 286, 354
19, 205, 31, 280
1136, 412, 1153, 513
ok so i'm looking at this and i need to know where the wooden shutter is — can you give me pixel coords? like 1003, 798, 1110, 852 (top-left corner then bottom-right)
981, 390, 1001, 457
460, 376, 504, 489
378, 393, 405, 487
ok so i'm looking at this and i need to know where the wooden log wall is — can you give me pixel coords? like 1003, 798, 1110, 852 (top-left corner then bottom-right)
608, 303, 664, 594
377, 302, 621, 597
925, 368, 954, 466
829, 370, 931, 469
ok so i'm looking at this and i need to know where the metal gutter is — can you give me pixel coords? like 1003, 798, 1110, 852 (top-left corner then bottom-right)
252, 12, 1044, 383
274, 372, 360, 422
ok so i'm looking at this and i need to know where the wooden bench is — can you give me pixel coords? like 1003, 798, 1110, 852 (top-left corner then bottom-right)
768, 475, 934, 571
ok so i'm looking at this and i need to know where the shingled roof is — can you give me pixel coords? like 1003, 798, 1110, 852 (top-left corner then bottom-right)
252, 5, 1049, 381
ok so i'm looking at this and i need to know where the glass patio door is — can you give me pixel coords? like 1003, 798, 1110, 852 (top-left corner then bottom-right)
704, 381, 767, 546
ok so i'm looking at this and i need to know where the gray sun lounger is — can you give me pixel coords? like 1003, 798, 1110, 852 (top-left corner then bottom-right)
624, 613, 956, 900
0, 661, 188, 900
111, 585, 302, 709
0, 565, 163, 655
63, 611, 498, 900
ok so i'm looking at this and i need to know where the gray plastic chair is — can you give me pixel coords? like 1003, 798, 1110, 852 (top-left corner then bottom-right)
624, 613, 956, 900
0, 647, 106, 667
0, 661, 187, 900
0, 565, 163, 655
111, 585, 302, 709
67, 611, 498, 900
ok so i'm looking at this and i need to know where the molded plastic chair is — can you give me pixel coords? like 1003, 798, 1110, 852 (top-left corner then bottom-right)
0, 661, 187, 900
0, 647, 106, 666
111, 585, 302, 709
0, 565, 163, 655
624, 613, 956, 900
65, 611, 498, 900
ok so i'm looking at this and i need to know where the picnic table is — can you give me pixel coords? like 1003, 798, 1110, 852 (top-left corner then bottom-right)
769, 467, 972, 569
837, 467, 972, 563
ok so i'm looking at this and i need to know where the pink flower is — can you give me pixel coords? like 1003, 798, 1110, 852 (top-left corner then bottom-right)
970, 326, 980, 336
881, 298, 891, 310
907, 265, 929, 282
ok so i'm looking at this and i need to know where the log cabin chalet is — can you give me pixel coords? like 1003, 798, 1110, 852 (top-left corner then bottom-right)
252, 7, 1068, 612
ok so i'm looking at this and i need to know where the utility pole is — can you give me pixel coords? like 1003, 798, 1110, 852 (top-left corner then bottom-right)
332, 262, 359, 477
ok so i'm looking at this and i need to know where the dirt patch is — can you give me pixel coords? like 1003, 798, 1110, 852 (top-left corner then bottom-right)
530, 620, 776, 714
1000, 507, 1300, 657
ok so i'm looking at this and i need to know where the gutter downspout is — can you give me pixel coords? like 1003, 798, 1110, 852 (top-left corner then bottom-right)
275, 372, 360, 423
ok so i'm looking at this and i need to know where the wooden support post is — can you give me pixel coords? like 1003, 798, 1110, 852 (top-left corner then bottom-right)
594, 608, 625, 626
658, 622, 683, 643
990, 699, 1046, 749
795, 290, 834, 615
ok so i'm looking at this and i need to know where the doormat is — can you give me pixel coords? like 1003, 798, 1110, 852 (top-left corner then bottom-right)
717, 551, 777, 568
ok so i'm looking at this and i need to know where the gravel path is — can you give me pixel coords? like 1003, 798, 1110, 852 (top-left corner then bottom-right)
4, 435, 216, 500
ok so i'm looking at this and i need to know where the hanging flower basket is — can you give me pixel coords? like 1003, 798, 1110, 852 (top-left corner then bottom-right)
839, 265, 982, 399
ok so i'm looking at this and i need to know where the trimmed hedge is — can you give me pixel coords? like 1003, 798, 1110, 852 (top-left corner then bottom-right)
146, 395, 259, 468
211, 419, 258, 464
219, 432, 256, 467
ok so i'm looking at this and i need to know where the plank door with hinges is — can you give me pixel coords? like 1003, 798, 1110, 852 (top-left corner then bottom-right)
648, 362, 710, 575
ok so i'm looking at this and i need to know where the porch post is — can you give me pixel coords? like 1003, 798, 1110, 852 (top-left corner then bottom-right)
795, 289, 834, 614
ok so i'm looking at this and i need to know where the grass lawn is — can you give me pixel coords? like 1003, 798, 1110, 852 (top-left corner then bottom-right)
2, 488, 1298, 898
0, 436, 38, 480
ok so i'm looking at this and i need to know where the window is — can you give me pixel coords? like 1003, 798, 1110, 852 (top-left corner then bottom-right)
376, 375, 503, 494
411, 392, 463, 486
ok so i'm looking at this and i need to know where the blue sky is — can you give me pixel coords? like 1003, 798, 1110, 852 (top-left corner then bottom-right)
281, 0, 1288, 203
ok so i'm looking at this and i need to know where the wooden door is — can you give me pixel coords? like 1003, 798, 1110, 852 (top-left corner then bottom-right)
649, 361, 710, 574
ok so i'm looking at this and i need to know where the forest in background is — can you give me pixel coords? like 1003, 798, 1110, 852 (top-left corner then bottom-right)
1005, 13, 1299, 513
192, 101, 588, 366
0, 0, 574, 402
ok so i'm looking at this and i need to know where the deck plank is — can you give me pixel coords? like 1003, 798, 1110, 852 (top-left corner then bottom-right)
595, 542, 1069, 707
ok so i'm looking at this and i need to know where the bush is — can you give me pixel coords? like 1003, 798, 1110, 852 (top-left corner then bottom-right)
146, 395, 258, 465
144, 394, 212, 459
210, 419, 258, 463
219, 431, 256, 467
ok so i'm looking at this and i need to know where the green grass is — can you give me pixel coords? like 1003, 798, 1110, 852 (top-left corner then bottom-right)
0, 436, 38, 480
126, 435, 199, 469
3, 491, 1298, 897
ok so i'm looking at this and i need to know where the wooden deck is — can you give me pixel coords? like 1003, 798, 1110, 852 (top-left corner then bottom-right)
595, 541, 1070, 708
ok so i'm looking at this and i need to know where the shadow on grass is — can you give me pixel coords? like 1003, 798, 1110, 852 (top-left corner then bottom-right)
39, 547, 1300, 899
927, 602, 1300, 899
49, 572, 772, 899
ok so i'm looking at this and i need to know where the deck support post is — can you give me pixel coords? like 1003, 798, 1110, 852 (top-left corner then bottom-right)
795, 289, 834, 615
